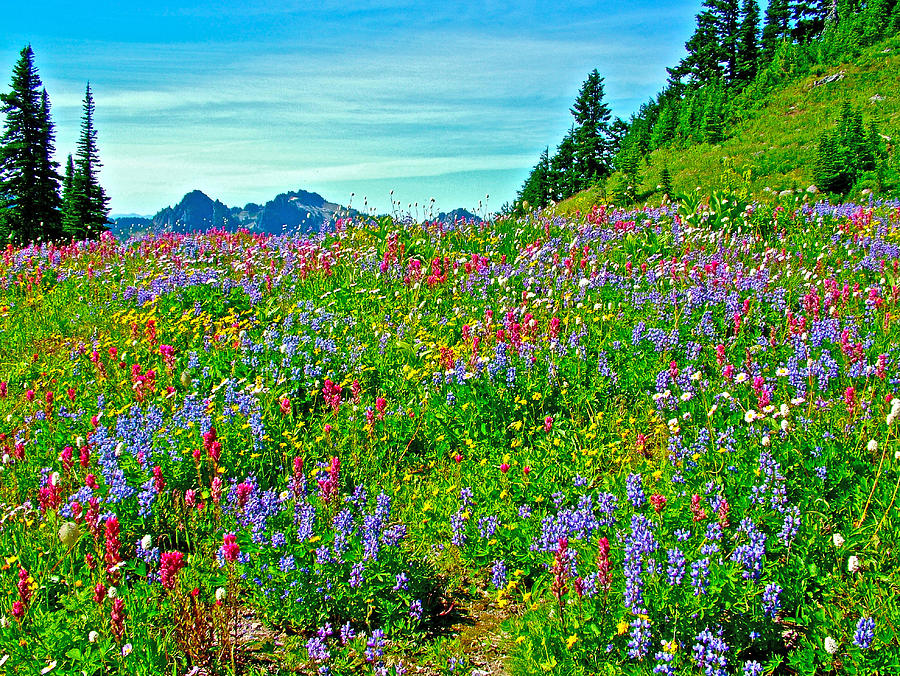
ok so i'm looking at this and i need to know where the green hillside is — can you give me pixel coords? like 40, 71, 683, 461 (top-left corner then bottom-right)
637, 32, 900, 200
519, 4, 900, 215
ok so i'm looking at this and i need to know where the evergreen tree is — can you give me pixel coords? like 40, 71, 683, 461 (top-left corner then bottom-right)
702, 83, 726, 144
549, 130, 580, 201
761, 0, 792, 55
736, 0, 761, 83
813, 103, 879, 193
63, 83, 109, 240
36, 89, 62, 238
0, 46, 62, 244
672, 8, 724, 85
570, 69, 614, 187
518, 148, 552, 210
660, 163, 674, 197
792, 0, 829, 42
673, 0, 742, 85
651, 100, 679, 149
61, 154, 78, 234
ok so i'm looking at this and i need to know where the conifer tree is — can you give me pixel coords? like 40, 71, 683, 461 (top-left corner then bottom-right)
761, 0, 792, 55
0, 46, 62, 244
660, 164, 674, 197
736, 0, 761, 83
673, 0, 742, 85
36, 89, 62, 238
570, 69, 614, 187
61, 154, 77, 234
651, 101, 679, 149
63, 83, 109, 240
518, 148, 552, 210
702, 83, 725, 144
549, 130, 580, 201
792, 0, 829, 42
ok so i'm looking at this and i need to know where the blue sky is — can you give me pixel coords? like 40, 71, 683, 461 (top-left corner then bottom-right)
2, 1, 699, 216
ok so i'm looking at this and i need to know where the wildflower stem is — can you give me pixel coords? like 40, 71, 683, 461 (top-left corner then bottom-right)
858, 442, 888, 527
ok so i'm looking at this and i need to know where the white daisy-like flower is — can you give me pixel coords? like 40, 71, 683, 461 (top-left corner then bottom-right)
776, 367, 789, 377
735, 373, 749, 384
744, 410, 757, 423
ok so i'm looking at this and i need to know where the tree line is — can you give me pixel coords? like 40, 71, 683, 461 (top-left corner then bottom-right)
516, 0, 900, 210
0, 46, 109, 245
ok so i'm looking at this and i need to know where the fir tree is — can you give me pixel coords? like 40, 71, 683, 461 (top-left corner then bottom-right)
702, 83, 726, 144
660, 164, 674, 197
63, 83, 109, 240
761, 0, 792, 55
792, 0, 829, 42
36, 89, 62, 238
61, 154, 77, 234
549, 130, 580, 201
570, 69, 614, 187
518, 148, 552, 210
651, 100, 679, 149
736, 0, 761, 83
673, 0, 742, 85
672, 8, 724, 85
0, 46, 62, 244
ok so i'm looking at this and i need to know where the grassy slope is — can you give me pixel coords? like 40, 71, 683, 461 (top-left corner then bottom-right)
556, 32, 900, 214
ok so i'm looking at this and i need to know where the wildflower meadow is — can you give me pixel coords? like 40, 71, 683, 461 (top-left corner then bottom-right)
1, 195, 899, 675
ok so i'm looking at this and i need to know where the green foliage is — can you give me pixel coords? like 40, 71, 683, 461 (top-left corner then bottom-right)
62, 84, 110, 240
813, 102, 880, 194
518, 148, 552, 211
570, 69, 615, 186
0, 46, 62, 245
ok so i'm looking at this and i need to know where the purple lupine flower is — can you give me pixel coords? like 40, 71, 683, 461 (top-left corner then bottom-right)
365, 629, 385, 662
853, 617, 875, 650
478, 515, 499, 538
332, 508, 354, 559
393, 573, 409, 592
730, 517, 767, 580
692, 626, 729, 676
666, 547, 685, 586
762, 583, 781, 619
653, 648, 675, 675
518, 503, 532, 519
296, 500, 316, 542
382, 523, 407, 546
778, 506, 801, 546
743, 660, 763, 676
627, 618, 652, 660
306, 635, 330, 662
491, 559, 507, 589
623, 514, 658, 614
349, 561, 364, 588
691, 558, 710, 596
340, 621, 356, 645
626, 473, 645, 508
409, 599, 423, 622
450, 509, 467, 547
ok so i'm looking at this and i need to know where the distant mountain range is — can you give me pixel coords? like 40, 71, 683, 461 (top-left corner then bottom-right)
109, 188, 352, 238
110, 189, 482, 239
